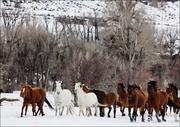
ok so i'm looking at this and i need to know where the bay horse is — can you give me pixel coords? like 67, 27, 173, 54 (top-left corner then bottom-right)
127, 84, 148, 122
74, 82, 107, 116
20, 83, 54, 117
117, 82, 128, 116
166, 83, 180, 121
82, 84, 117, 118
147, 80, 168, 122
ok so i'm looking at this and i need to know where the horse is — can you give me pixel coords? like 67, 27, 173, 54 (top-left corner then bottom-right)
82, 84, 117, 118
117, 82, 128, 116
127, 84, 148, 122
54, 81, 74, 116
166, 83, 180, 121
147, 80, 168, 122
20, 83, 54, 117
74, 82, 107, 116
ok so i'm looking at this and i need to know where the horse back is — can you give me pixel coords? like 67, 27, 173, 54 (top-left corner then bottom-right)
105, 92, 116, 106
157, 91, 168, 105
89, 89, 106, 104
32, 88, 46, 102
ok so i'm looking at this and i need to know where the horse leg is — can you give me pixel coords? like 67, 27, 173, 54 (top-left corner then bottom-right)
132, 108, 137, 122
148, 107, 153, 122
108, 106, 112, 118
121, 106, 125, 116
25, 104, 28, 116
173, 108, 178, 122
99, 107, 103, 117
140, 107, 145, 122
69, 106, 73, 115
32, 103, 36, 116
60, 106, 64, 116
59, 105, 61, 116
94, 106, 97, 116
21, 102, 26, 117
55, 106, 58, 116
113, 103, 116, 118
66, 106, 69, 115
155, 107, 161, 122
160, 106, 166, 121
128, 107, 133, 122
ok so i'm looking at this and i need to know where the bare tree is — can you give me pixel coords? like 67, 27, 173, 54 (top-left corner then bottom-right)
104, 1, 159, 84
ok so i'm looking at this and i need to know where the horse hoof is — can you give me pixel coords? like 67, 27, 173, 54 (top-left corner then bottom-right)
162, 118, 166, 122
108, 115, 110, 118
158, 119, 161, 122
122, 114, 125, 116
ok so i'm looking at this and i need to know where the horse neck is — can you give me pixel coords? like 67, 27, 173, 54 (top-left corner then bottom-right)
77, 88, 86, 99
56, 86, 63, 92
119, 88, 127, 98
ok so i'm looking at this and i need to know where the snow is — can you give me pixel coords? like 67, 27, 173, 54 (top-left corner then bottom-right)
0, 91, 179, 126
1, 1, 179, 29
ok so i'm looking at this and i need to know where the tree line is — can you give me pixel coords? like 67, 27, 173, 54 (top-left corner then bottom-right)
0, 1, 179, 93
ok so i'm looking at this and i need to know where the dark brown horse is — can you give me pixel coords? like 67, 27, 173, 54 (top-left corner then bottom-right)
127, 84, 148, 122
82, 84, 117, 118
166, 83, 180, 121
20, 83, 54, 117
117, 83, 128, 116
147, 81, 168, 122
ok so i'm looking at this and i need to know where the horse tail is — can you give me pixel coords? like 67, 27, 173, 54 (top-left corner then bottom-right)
167, 98, 180, 108
45, 97, 54, 110
98, 102, 107, 107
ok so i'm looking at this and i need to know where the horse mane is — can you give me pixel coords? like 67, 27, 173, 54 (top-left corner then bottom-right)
132, 84, 141, 90
89, 89, 105, 94
168, 83, 178, 96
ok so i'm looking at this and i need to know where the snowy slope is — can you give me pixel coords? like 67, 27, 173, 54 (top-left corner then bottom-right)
0, 91, 179, 126
1, 1, 179, 29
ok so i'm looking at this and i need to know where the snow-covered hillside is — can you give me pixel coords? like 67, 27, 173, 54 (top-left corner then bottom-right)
1, 0, 179, 30
0, 91, 179, 126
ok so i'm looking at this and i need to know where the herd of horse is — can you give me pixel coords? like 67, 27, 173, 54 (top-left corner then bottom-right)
20, 80, 180, 122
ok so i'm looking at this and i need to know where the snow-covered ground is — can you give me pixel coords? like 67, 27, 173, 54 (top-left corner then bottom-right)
0, 91, 179, 126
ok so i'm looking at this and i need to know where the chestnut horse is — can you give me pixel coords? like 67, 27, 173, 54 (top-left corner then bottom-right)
82, 84, 117, 118
127, 84, 148, 122
147, 81, 168, 122
117, 83, 128, 116
20, 83, 54, 117
166, 83, 180, 121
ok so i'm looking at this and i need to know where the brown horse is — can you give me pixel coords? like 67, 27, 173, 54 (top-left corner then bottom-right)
82, 84, 117, 118
20, 83, 54, 117
117, 82, 128, 116
127, 84, 148, 122
166, 83, 180, 121
147, 81, 168, 122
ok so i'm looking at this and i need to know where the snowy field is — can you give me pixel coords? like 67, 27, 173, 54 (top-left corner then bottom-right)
0, 91, 179, 126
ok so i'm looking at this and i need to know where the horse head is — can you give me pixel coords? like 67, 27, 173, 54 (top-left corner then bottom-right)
82, 84, 90, 93
117, 82, 126, 94
20, 84, 32, 99
128, 84, 135, 97
147, 80, 158, 93
74, 82, 83, 93
167, 83, 178, 96
55, 81, 63, 94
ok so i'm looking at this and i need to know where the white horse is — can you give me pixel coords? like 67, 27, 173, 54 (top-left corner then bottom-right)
54, 81, 74, 116
74, 82, 106, 116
